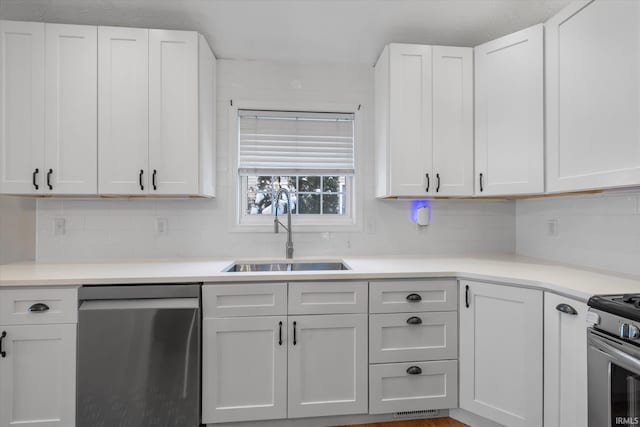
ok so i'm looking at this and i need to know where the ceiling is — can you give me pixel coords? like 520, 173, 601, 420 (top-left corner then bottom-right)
0, 0, 571, 65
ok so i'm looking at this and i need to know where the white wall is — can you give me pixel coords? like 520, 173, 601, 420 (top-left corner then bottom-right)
0, 196, 36, 264
516, 191, 640, 276
35, 59, 515, 262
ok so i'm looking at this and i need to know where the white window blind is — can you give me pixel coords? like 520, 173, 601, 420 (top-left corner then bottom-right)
238, 110, 355, 175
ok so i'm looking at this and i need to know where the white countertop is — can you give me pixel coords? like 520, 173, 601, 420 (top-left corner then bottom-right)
1, 254, 640, 302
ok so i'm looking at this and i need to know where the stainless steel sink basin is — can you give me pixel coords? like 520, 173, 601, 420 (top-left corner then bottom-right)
224, 261, 349, 272
289, 262, 349, 271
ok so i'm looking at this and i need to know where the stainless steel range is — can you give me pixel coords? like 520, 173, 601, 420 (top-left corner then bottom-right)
588, 294, 640, 427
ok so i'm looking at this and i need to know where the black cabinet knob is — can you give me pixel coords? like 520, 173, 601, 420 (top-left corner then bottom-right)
406, 366, 422, 375
28, 303, 50, 313
406, 316, 423, 325
406, 293, 422, 302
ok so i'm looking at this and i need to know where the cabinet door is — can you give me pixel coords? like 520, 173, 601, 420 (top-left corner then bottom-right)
475, 24, 544, 196
45, 24, 97, 195
0, 21, 45, 194
459, 281, 543, 427
388, 44, 433, 197
0, 324, 76, 427
98, 26, 149, 195
546, 0, 640, 192
432, 46, 473, 196
202, 316, 287, 423
544, 293, 588, 427
288, 314, 368, 418
149, 29, 199, 195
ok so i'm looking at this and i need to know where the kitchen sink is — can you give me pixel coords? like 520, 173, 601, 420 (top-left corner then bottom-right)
224, 261, 350, 272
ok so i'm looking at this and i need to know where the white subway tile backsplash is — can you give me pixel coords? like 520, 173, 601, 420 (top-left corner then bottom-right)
517, 191, 640, 276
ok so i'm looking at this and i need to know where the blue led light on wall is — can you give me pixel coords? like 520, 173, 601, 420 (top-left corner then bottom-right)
410, 200, 432, 223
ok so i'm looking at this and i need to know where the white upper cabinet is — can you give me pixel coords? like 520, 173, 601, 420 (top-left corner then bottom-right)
98, 26, 150, 195
475, 24, 544, 196
543, 293, 588, 427
45, 24, 98, 195
0, 21, 45, 194
459, 281, 543, 427
546, 0, 640, 192
149, 30, 215, 196
375, 43, 473, 198
0, 20, 216, 197
432, 46, 473, 196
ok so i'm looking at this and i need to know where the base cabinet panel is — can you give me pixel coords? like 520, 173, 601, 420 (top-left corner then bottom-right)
0, 324, 76, 427
287, 314, 368, 418
369, 360, 458, 414
202, 316, 287, 423
544, 293, 588, 427
459, 281, 543, 427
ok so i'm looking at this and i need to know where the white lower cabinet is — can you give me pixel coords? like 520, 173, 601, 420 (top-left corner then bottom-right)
202, 316, 287, 423
544, 293, 588, 427
459, 280, 543, 427
287, 314, 368, 418
369, 360, 457, 414
0, 323, 76, 427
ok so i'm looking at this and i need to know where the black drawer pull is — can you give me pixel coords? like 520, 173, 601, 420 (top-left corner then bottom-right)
28, 303, 50, 313
406, 293, 422, 302
0, 331, 6, 358
425, 173, 430, 192
139, 169, 144, 191
406, 366, 422, 375
278, 321, 283, 346
479, 173, 484, 192
406, 316, 422, 325
436, 173, 441, 193
556, 303, 578, 315
32, 168, 39, 190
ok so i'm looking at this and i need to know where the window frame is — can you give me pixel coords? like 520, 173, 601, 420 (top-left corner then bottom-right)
228, 101, 364, 233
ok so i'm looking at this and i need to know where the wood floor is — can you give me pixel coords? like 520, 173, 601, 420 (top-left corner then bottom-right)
339, 417, 469, 427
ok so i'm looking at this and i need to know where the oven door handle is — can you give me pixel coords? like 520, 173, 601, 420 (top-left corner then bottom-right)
589, 330, 640, 374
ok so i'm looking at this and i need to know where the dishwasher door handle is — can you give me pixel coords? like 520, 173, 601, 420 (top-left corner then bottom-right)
80, 298, 199, 311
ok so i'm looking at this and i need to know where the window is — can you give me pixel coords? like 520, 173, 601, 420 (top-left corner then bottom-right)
237, 109, 356, 228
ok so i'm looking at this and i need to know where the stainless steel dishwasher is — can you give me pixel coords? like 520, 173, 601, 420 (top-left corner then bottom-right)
77, 284, 201, 427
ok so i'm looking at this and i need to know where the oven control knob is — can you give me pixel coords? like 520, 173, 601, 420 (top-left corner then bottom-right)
621, 323, 640, 339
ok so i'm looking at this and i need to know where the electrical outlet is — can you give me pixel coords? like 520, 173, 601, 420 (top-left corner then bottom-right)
547, 219, 559, 237
156, 218, 168, 235
54, 217, 66, 236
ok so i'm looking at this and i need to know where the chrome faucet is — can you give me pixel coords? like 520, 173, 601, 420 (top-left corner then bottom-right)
274, 188, 294, 259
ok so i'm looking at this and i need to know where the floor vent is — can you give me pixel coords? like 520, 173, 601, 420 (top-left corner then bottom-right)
393, 409, 440, 419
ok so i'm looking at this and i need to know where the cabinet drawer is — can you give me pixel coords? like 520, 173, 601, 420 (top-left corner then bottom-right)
370, 312, 457, 363
369, 360, 458, 414
369, 279, 457, 313
0, 287, 78, 325
203, 283, 286, 317
288, 281, 368, 314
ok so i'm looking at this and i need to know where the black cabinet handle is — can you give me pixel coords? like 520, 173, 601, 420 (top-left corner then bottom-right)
0, 331, 6, 358
293, 321, 297, 346
465, 285, 470, 308
152, 169, 157, 191
278, 321, 283, 346
28, 303, 50, 313
425, 173, 430, 192
406, 316, 422, 325
46, 169, 53, 190
436, 173, 441, 193
32, 168, 39, 190
406, 366, 422, 375
556, 303, 578, 315
406, 293, 422, 302
479, 173, 484, 193
139, 169, 144, 191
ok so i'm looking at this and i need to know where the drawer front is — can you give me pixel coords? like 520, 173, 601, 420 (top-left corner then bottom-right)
0, 287, 78, 325
203, 283, 286, 318
370, 312, 457, 363
369, 360, 458, 414
369, 279, 457, 313
288, 281, 368, 314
